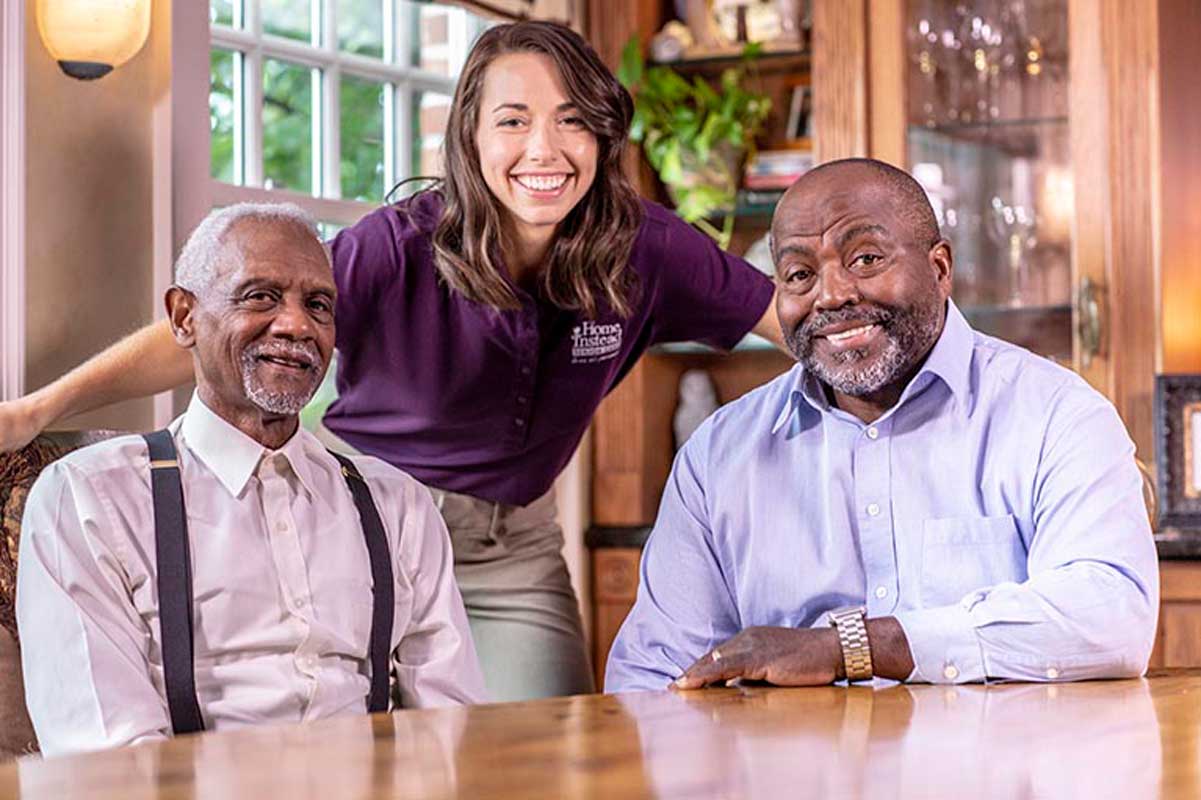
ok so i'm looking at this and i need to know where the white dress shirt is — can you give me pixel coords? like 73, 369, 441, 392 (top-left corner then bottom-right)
17, 393, 486, 757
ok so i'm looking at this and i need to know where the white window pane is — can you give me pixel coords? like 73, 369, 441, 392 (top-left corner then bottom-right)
400, 1, 486, 76
262, 0, 313, 44
412, 90, 451, 177
340, 75, 386, 201
262, 59, 317, 194
210, 0, 238, 28
210, 48, 239, 183
338, 0, 384, 59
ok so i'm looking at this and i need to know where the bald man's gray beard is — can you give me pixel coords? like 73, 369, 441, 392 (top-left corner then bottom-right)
239, 340, 324, 415
788, 298, 943, 397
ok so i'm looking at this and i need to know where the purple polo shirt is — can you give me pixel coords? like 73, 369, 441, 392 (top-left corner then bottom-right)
324, 191, 774, 505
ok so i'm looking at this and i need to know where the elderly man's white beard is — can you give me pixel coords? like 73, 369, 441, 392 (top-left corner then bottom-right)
239, 341, 323, 415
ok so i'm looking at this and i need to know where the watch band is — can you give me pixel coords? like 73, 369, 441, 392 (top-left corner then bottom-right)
828, 606, 873, 682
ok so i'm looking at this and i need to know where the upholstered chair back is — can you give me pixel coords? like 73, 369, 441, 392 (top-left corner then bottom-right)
0, 431, 124, 759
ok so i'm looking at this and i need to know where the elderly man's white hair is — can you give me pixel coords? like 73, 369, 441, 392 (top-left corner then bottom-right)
174, 202, 326, 295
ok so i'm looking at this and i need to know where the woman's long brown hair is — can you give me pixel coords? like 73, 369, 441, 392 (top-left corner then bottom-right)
429, 21, 643, 318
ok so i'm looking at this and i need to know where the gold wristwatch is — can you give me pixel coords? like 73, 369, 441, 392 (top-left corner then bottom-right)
828, 605, 873, 682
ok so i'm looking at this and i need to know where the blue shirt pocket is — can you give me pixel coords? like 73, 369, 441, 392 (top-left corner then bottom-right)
920, 514, 1028, 608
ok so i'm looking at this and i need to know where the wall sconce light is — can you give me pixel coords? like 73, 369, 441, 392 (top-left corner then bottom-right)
36, 0, 151, 81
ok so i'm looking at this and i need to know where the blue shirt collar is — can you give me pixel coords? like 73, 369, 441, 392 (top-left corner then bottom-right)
772, 299, 974, 434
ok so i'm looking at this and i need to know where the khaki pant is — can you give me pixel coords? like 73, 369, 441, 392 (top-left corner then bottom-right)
313, 416, 593, 701
429, 488, 594, 702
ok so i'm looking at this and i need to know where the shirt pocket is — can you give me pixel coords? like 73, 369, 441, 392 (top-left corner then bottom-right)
920, 514, 1028, 608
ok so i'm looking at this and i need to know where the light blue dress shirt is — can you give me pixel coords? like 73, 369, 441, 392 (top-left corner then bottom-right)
606, 301, 1159, 691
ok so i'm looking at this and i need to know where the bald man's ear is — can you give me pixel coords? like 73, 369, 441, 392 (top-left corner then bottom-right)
929, 239, 953, 296
165, 286, 198, 349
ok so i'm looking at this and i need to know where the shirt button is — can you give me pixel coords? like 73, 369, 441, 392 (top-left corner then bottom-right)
943, 664, 959, 681
866, 503, 880, 517
874, 586, 888, 599
515, 418, 525, 427
520, 366, 531, 376
866, 426, 879, 440
1046, 667, 1060, 680
276, 520, 288, 533
517, 396, 528, 405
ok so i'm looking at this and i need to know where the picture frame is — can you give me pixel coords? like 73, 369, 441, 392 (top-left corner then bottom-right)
1154, 374, 1201, 530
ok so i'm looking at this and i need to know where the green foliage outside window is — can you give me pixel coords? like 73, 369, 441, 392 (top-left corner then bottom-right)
262, 59, 314, 194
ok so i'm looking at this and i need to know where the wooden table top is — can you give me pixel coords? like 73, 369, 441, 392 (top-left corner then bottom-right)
5, 670, 1200, 799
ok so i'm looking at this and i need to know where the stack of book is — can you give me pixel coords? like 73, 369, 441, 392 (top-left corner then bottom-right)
743, 149, 814, 191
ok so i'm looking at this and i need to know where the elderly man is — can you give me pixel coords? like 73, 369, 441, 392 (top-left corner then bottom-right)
17, 203, 485, 757
606, 159, 1158, 691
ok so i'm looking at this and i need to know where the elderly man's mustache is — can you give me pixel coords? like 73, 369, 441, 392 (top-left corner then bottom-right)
242, 340, 323, 372
799, 305, 894, 341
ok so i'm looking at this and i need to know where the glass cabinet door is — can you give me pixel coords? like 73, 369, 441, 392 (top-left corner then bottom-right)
905, 0, 1072, 364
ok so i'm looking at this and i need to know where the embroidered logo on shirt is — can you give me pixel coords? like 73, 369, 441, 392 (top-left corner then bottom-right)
571, 321, 623, 364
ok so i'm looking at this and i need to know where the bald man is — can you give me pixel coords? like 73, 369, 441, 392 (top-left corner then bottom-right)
606, 159, 1158, 691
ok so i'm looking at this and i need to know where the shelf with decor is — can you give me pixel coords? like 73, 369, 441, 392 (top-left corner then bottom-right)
651, 48, 810, 75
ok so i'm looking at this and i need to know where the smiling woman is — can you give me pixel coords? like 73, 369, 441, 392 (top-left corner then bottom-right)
432, 22, 638, 317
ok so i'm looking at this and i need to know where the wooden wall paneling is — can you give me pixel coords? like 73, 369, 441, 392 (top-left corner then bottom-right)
812, 0, 868, 163
593, 361, 655, 525
591, 547, 642, 689
1154, 562, 1201, 670
1068, 0, 1161, 460
1160, 562, 1201, 603
1067, 0, 1111, 397
1160, 604, 1201, 668
866, 0, 906, 167
1157, 0, 1201, 373
1100, 0, 1161, 460
591, 354, 678, 525
585, 0, 662, 69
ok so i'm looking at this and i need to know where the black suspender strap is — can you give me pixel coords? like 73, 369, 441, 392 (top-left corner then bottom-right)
330, 452, 394, 714
143, 430, 206, 736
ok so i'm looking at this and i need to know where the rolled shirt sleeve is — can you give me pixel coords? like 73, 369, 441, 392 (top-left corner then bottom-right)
895, 384, 1159, 684
605, 428, 742, 692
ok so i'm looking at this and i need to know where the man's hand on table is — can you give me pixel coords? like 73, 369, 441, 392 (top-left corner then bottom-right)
672, 617, 916, 690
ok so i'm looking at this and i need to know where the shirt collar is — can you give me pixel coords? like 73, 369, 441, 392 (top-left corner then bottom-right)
915, 298, 974, 412
771, 299, 975, 435
177, 392, 329, 506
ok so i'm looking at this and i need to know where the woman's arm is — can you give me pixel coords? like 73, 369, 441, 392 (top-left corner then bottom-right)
750, 292, 788, 352
0, 320, 193, 451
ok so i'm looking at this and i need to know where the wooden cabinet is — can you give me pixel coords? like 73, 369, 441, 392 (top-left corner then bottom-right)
589, 544, 643, 690
1151, 562, 1201, 669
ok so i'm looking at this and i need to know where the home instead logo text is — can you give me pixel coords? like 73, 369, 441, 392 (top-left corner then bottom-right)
571, 321, 622, 364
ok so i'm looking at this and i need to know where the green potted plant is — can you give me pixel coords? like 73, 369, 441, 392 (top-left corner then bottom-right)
617, 38, 772, 249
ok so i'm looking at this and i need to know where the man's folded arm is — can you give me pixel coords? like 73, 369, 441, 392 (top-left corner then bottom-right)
16, 463, 171, 756
604, 434, 742, 693
895, 389, 1159, 684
